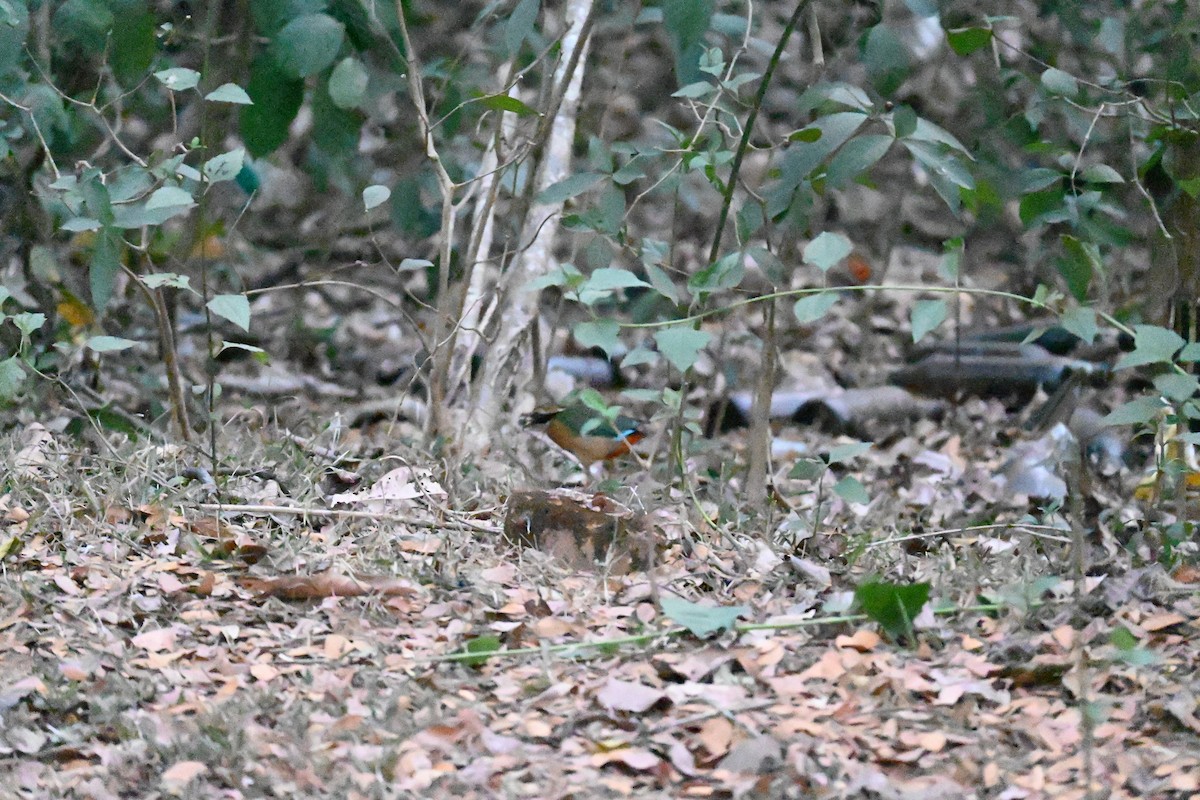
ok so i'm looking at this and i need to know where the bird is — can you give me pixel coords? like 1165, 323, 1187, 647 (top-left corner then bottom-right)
521, 404, 646, 470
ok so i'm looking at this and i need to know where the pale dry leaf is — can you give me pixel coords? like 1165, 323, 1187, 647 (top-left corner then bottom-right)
131, 627, 178, 652
835, 629, 881, 652
698, 716, 734, 757
596, 747, 660, 771
329, 466, 446, 511
58, 660, 90, 681
667, 739, 698, 776
597, 678, 665, 713
1141, 612, 1187, 632
6, 726, 48, 754
250, 663, 280, 682
161, 760, 208, 791
717, 735, 782, 774
14, 424, 53, 478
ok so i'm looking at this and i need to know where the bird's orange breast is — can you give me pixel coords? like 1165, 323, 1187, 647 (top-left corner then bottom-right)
546, 419, 644, 464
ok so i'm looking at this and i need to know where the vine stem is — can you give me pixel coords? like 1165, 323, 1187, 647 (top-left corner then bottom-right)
708, 0, 813, 265
671, 0, 815, 498
626, 283, 1058, 330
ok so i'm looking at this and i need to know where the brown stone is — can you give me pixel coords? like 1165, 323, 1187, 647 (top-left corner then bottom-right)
502, 489, 655, 574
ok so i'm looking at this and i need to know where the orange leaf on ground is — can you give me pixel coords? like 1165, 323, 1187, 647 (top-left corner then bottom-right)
161, 761, 208, 790
835, 629, 880, 652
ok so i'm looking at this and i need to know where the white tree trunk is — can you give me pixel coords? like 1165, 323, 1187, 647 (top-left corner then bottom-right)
462, 0, 595, 453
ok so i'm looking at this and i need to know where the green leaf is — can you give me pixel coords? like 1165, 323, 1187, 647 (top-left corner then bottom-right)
1101, 396, 1166, 427
660, 595, 748, 637
662, 0, 714, 85
272, 13, 345, 79
579, 267, 649, 306
688, 252, 743, 299
109, 165, 154, 201
1082, 164, 1123, 184
398, 258, 433, 271
204, 148, 246, 184
802, 232, 853, 271
781, 112, 869, 181
825, 134, 893, 189
535, 172, 605, 205
612, 159, 647, 185
827, 442, 872, 464
1110, 626, 1138, 651
721, 71, 760, 92
9, 313, 44, 336
54, 0, 113, 51
909, 117, 972, 157
573, 320, 621, 357
363, 184, 391, 211
505, 0, 539, 56
747, 245, 784, 285
205, 83, 254, 105
1059, 306, 1098, 345
90, 228, 121, 311
1019, 187, 1069, 227
460, 634, 502, 667
911, 299, 947, 342
644, 263, 682, 304
1019, 167, 1063, 193
1155, 373, 1200, 403
891, 104, 917, 138
671, 80, 716, 99
1178, 343, 1200, 363
698, 46, 724, 76
217, 341, 267, 358
1096, 16, 1124, 56
1109, 625, 1158, 666
310, 64, 360, 155
86, 335, 137, 353
143, 273, 192, 290
946, 27, 992, 56
1057, 235, 1098, 301
788, 127, 822, 143
904, 139, 975, 188
863, 24, 910, 96
146, 186, 195, 212
654, 327, 711, 372
793, 292, 839, 324
855, 579, 931, 641
207, 294, 251, 332
621, 348, 659, 368
0, 356, 25, 399
789, 459, 824, 480
527, 262, 583, 292
154, 67, 200, 91
582, 268, 650, 292
241, 56, 305, 157
1041, 67, 1079, 97
327, 58, 369, 109
1115, 325, 1186, 369
834, 475, 870, 505
62, 217, 102, 232
88, 406, 140, 438
477, 92, 540, 117
0, 2, 29, 76
111, 8, 155, 86
940, 239, 963, 280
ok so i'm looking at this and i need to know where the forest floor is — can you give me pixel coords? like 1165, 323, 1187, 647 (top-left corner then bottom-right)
2, 255, 1200, 800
